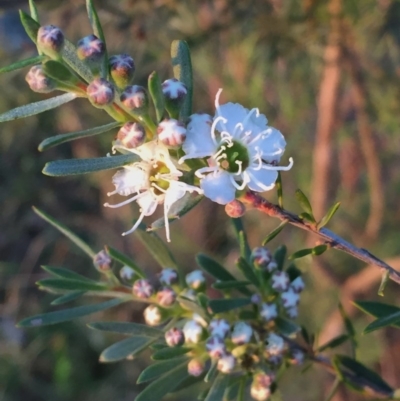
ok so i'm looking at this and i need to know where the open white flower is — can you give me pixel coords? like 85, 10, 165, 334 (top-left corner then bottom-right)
105, 140, 201, 241
180, 89, 293, 204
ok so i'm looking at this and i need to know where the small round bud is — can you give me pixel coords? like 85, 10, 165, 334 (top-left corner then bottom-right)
260, 303, 278, 322
251, 373, 274, 401
206, 336, 226, 359
37, 25, 64, 57
76, 34, 105, 63
183, 320, 204, 344
285, 306, 298, 319
87, 78, 115, 107
188, 358, 205, 377
157, 119, 186, 147
251, 294, 262, 304
143, 305, 162, 326
120, 85, 148, 113
266, 260, 278, 273
156, 287, 176, 307
265, 333, 285, 356
290, 276, 305, 293
225, 199, 246, 218
158, 268, 178, 286
209, 319, 230, 339
109, 54, 135, 88
185, 270, 206, 291
281, 288, 300, 308
25, 65, 56, 93
93, 250, 112, 272
165, 327, 185, 347
231, 322, 253, 345
251, 247, 272, 269
271, 271, 289, 292
162, 78, 187, 101
217, 352, 236, 374
119, 265, 135, 281
115, 122, 146, 149
289, 348, 305, 365
132, 279, 154, 299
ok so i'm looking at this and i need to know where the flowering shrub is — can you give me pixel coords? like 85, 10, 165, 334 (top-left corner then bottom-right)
2, 1, 400, 400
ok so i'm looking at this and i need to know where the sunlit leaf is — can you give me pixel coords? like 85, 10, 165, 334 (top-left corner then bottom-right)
354, 301, 400, 329
317, 334, 349, 352
289, 248, 313, 260
61, 40, 94, 83
312, 244, 328, 256
137, 357, 189, 383
41, 265, 96, 282
29, 0, 40, 22
295, 189, 314, 218
364, 310, 400, 334
100, 336, 154, 362
148, 71, 165, 122
19, 10, 40, 44
37, 278, 108, 292
262, 221, 288, 245
88, 321, 163, 337
231, 218, 251, 262
151, 346, 191, 360
0, 55, 45, 74
318, 202, 341, 229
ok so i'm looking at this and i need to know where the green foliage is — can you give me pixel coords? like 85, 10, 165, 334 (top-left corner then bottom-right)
148, 71, 166, 122
0, 55, 45, 74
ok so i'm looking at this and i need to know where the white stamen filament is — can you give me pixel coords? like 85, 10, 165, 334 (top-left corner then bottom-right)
229, 174, 249, 190
104, 191, 146, 208
195, 166, 219, 178
213, 145, 227, 159
122, 210, 146, 236
233, 122, 244, 138
234, 160, 243, 175
210, 116, 227, 146
260, 157, 293, 171
241, 107, 259, 128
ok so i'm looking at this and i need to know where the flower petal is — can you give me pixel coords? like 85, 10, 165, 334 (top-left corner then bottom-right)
200, 170, 236, 204
181, 113, 215, 160
246, 167, 278, 192
136, 191, 159, 216
250, 127, 286, 163
112, 164, 148, 196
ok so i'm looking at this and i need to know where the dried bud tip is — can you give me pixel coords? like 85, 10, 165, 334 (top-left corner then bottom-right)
225, 199, 246, 218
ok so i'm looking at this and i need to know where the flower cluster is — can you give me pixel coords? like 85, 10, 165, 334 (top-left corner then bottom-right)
117, 245, 306, 401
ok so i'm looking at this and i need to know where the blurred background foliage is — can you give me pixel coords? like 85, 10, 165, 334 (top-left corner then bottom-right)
1, 0, 400, 400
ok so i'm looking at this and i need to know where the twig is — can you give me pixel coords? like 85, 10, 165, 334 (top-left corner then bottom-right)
241, 191, 400, 284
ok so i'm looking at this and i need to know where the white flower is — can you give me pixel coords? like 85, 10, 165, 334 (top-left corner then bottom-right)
105, 141, 202, 242
231, 321, 253, 345
281, 288, 300, 308
186, 270, 206, 291
179, 89, 293, 204
291, 276, 305, 293
271, 271, 290, 292
159, 268, 178, 286
209, 318, 230, 338
265, 333, 285, 356
183, 320, 204, 344
260, 303, 278, 322
119, 265, 135, 281
217, 353, 236, 373
143, 305, 162, 326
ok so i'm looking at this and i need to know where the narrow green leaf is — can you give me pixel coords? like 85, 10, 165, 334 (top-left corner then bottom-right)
33, 207, 96, 258
148, 193, 203, 231
43, 60, 75, 81
286, 263, 302, 281
212, 281, 251, 290
317, 334, 349, 352
0, 55, 45, 74
208, 298, 251, 314
51, 291, 86, 306
339, 303, 356, 337
295, 189, 314, 217
0, 93, 77, 122
231, 218, 251, 262
318, 202, 341, 229
148, 71, 165, 123
100, 336, 154, 362
37, 278, 108, 292
135, 359, 189, 401
289, 248, 313, 260
197, 293, 209, 311
88, 321, 163, 337
19, 10, 40, 44
152, 346, 191, 360
134, 226, 178, 269
204, 360, 218, 383
42, 154, 139, 176
312, 244, 328, 256
275, 317, 300, 336
61, 40, 94, 83
354, 301, 400, 329
106, 246, 145, 278
276, 172, 283, 208
378, 270, 390, 297
137, 357, 189, 383
324, 378, 341, 401
274, 245, 287, 270
299, 212, 316, 223
17, 298, 126, 327
170, 40, 192, 120
172, 375, 204, 393
262, 221, 288, 246
29, 0, 40, 22
41, 265, 96, 282
205, 373, 230, 401
177, 296, 207, 318
196, 254, 237, 282
235, 257, 259, 287
38, 122, 120, 151
364, 311, 400, 334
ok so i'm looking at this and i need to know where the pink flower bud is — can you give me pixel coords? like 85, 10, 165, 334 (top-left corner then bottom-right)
157, 119, 186, 147
120, 85, 148, 112
25, 65, 55, 93
109, 54, 135, 88
251, 247, 272, 269
93, 250, 112, 272
165, 327, 185, 347
217, 352, 236, 374
225, 199, 246, 218
37, 25, 64, 56
77, 34, 105, 63
188, 358, 205, 377
156, 287, 176, 307
162, 78, 187, 100
87, 78, 115, 107
206, 336, 226, 359
116, 122, 146, 149
132, 279, 154, 299
250, 373, 274, 401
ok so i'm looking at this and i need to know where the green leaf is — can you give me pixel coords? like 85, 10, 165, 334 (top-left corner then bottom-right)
43, 60, 75, 81
37, 278, 108, 292
231, 218, 251, 262
106, 246, 145, 278
42, 153, 139, 176
312, 244, 328, 256
333, 355, 393, 396
0, 93, 77, 122
152, 346, 191, 360
88, 321, 163, 337
289, 248, 313, 260
378, 271, 390, 297
262, 221, 288, 246
148, 193, 203, 231
135, 359, 190, 401
33, 207, 96, 258
274, 245, 287, 270
212, 281, 251, 290
275, 317, 300, 336
354, 301, 400, 329
318, 202, 341, 229
276, 172, 283, 208
177, 296, 207, 318
339, 303, 356, 338
41, 265, 96, 282
295, 189, 314, 218
61, 40, 93, 83
364, 310, 400, 334
38, 121, 120, 151
134, 226, 178, 269
317, 334, 349, 352
235, 257, 259, 287
51, 291, 86, 306
299, 212, 316, 223
205, 374, 230, 401
208, 298, 251, 314
29, 0, 40, 22
19, 10, 40, 44
286, 263, 302, 281
171, 40, 192, 121
100, 336, 154, 362
148, 71, 165, 123
0, 55, 45, 74
196, 254, 237, 282
137, 357, 189, 383
17, 298, 127, 327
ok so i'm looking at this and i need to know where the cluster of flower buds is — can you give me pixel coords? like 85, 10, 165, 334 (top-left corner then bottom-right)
121, 245, 305, 401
